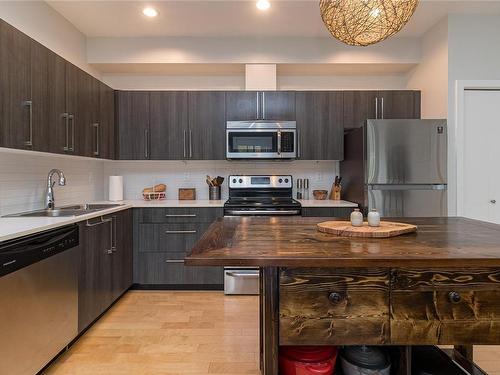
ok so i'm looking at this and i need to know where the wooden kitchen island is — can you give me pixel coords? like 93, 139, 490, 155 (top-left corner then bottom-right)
185, 217, 500, 375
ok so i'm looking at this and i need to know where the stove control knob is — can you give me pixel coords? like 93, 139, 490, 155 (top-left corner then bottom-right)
285, 178, 289, 183
238, 178, 243, 184
232, 178, 237, 184
278, 178, 283, 183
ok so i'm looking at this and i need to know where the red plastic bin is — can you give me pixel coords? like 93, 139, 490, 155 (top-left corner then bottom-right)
279, 346, 338, 375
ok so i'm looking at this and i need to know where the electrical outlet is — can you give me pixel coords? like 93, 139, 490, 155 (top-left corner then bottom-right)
316, 172, 323, 181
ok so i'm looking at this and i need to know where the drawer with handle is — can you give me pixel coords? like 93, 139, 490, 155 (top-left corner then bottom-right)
138, 223, 209, 253
136, 252, 223, 285
279, 268, 390, 346
136, 207, 223, 223
390, 268, 500, 345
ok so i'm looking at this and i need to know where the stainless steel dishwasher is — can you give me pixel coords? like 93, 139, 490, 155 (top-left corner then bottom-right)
0, 225, 79, 375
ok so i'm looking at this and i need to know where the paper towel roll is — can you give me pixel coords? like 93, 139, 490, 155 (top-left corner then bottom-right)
109, 176, 123, 201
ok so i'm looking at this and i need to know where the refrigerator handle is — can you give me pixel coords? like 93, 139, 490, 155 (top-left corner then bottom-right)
368, 184, 447, 191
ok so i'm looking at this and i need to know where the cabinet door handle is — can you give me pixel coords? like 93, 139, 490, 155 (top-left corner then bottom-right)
381, 97, 384, 119
183, 129, 187, 158
296, 130, 300, 158
110, 215, 117, 252
144, 129, 149, 159
262, 92, 266, 119
375, 97, 379, 119
189, 130, 193, 158
165, 259, 185, 264
165, 214, 197, 218
85, 216, 113, 227
23, 100, 33, 148
256, 92, 260, 119
165, 230, 197, 234
93, 123, 100, 156
62, 113, 69, 151
68, 114, 75, 152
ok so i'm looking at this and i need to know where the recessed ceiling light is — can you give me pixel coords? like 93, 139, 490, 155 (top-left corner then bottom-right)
142, 7, 158, 18
256, 0, 271, 11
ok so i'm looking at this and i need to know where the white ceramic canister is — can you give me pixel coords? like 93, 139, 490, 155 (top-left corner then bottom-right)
368, 209, 381, 227
350, 208, 364, 227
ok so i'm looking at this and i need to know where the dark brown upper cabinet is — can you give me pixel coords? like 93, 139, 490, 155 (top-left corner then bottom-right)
377, 90, 421, 120
116, 91, 150, 160
31, 41, 67, 155
226, 91, 295, 121
188, 91, 226, 160
225, 91, 259, 121
0, 20, 114, 159
98, 82, 115, 160
296, 91, 344, 160
261, 91, 296, 120
0, 20, 31, 150
343, 91, 378, 130
344, 90, 421, 129
149, 91, 188, 160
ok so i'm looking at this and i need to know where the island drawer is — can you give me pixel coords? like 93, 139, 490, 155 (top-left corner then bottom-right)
137, 223, 211, 252
135, 207, 223, 223
279, 267, 390, 346
390, 268, 500, 345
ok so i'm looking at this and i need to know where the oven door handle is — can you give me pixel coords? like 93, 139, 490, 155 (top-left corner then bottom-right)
225, 209, 301, 216
226, 271, 259, 278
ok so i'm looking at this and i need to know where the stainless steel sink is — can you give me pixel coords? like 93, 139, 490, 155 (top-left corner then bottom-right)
3, 203, 125, 218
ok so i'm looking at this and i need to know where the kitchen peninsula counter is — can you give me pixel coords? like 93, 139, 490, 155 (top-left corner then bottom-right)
186, 216, 500, 375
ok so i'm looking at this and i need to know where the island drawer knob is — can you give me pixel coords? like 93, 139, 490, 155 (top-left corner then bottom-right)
328, 292, 344, 304
448, 291, 462, 304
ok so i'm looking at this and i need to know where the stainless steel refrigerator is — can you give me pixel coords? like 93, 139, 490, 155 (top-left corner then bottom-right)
340, 119, 447, 217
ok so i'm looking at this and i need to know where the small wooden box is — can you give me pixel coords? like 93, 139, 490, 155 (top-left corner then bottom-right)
178, 188, 196, 200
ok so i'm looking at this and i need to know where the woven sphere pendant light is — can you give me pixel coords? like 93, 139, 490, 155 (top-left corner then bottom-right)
320, 0, 419, 46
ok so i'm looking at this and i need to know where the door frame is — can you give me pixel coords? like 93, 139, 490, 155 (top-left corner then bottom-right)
455, 80, 500, 217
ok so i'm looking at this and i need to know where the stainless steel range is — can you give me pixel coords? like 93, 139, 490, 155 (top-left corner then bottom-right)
223, 175, 301, 295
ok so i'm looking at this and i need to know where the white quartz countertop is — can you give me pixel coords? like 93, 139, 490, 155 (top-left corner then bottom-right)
0, 199, 358, 243
0, 204, 133, 243
120, 199, 225, 208
298, 199, 358, 208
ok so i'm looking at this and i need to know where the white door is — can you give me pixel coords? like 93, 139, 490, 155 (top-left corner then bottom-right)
463, 90, 500, 224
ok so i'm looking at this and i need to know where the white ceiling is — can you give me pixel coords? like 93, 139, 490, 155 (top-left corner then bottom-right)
47, 0, 500, 39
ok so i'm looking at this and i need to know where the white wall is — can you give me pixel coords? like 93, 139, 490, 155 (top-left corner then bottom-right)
104, 160, 338, 201
0, 1, 100, 78
447, 15, 500, 216
406, 17, 448, 118
88, 36, 421, 65
0, 149, 105, 216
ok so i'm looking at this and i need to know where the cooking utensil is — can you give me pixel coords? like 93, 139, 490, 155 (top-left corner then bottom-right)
215, 176, 224, 186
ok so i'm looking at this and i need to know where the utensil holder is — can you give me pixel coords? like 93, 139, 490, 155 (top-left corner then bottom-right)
209, 186, 221, 200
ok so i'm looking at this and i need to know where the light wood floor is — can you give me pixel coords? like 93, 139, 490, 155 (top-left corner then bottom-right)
45, 291, 500, 375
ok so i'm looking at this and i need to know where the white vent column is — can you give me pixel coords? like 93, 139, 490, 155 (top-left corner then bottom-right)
245, 64, 276, 90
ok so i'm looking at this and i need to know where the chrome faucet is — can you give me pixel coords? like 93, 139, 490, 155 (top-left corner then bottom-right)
45, 169, 66, 209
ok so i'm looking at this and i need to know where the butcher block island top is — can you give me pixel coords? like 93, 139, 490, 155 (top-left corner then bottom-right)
185, 216, 500, 268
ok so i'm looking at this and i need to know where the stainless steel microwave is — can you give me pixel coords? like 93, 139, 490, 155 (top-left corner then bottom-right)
226, 121, 297, 159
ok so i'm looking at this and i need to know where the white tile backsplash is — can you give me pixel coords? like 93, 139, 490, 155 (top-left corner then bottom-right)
104, 160, 339, 201
0, 146, 339, 215
0, 149, 105, 216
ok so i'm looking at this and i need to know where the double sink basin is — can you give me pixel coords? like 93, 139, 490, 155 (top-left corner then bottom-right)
5, 203, 124, 218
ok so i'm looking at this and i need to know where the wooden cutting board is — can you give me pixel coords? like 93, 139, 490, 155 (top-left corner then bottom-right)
317, 221, 417, 238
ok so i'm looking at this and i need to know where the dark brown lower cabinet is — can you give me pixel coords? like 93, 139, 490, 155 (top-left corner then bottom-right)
78, 209, 132, 332
133, 207, 223, 288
